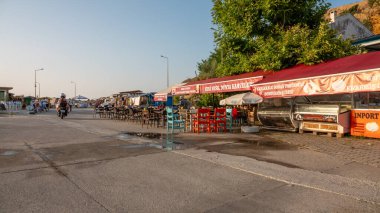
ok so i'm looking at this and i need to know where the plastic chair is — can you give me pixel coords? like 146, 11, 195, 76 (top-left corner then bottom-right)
193, 108, 211, 133
166, 107, 185, 133
226, 108, 233, 132
179, 109, 191, 132
213, 108, 227, 132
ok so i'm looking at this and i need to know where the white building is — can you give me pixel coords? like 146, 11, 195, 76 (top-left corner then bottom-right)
0, 87, 13, 102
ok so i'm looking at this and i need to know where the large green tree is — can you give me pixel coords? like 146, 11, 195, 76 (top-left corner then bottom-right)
197, 0, 361, 78
196, 50, 220, 80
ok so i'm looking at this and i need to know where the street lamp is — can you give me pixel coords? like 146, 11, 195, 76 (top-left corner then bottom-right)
36, 82, 40, 98
70, 81, 77, 98
160, 55, 169, 88
34, 68, 44, 98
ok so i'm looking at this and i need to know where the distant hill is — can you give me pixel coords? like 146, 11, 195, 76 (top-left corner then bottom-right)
326, 0, 380, 34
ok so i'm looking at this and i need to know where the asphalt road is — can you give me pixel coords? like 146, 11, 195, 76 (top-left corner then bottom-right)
0, 109, 379, 212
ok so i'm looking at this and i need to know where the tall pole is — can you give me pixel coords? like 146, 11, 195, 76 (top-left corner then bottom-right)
161, 55, 169, 88
36, 82, 40, 98
71, 81, 77, 98
34, 68, 43, 98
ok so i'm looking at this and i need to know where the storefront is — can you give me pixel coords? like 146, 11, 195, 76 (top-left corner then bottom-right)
169, 72, 268, 127
0, 87, 13, 102
251, 52, 380, 138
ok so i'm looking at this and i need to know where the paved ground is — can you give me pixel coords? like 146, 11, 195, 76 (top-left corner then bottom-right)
0, 109, 379, 212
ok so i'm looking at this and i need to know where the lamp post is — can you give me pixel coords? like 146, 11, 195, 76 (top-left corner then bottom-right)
70, 81, 77, 98
36, 82, 40, 98
160, 55, 169, 88
34, 68, 43, 98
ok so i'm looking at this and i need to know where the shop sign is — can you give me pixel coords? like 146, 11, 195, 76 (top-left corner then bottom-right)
172, 85, 198, 95
200, 76, 263, 94
154, 94, 167, 102
252, 69, 380, 98
295, 114, 337, 123
351, 109, 380, 138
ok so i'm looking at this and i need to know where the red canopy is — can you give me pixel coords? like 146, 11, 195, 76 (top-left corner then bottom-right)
172, 71, 267, 95
252, 52, 380, 98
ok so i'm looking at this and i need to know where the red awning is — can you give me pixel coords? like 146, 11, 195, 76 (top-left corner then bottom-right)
252, 52, 380, 98
172, 71, 267, 95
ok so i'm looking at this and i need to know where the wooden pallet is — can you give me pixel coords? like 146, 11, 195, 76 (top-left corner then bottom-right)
299, 129, 344, 138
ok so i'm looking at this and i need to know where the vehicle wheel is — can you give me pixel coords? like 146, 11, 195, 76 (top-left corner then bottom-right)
61, 113, 64, 119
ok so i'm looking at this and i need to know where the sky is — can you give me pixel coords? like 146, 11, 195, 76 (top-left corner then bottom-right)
0, 0, 359, 99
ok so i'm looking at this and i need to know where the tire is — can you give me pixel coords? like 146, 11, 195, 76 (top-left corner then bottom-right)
61, 113, 64, 119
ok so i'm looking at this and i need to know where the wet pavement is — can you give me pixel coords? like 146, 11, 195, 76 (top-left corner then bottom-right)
0, 109, 379, 212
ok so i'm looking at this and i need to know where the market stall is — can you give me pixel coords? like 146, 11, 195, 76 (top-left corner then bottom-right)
167, 73, 268, 132
294, 103, 350, 137
257, 97, 300, 131
252, 52, 380, 137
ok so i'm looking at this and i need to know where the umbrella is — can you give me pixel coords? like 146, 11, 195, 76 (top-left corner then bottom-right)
219, 92, 263, 106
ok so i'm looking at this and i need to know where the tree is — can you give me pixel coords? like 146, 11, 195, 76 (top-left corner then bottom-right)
197, 50, 219, 80
193, 94, 222, 107
369, 0, 380, 7
341, 4, 360, 15
208, 0, 361, 74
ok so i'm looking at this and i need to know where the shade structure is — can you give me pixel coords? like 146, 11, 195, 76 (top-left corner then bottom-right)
154, 83, 185, 101
251, 52, 380, 98
172, 71, 267, 95
219, 92, 263, 106
74, 95, 89, 101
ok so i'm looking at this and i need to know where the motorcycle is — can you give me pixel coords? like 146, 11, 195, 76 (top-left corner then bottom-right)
57, 107, 67, 119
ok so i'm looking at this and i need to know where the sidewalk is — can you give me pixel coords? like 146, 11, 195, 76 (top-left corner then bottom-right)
96, 116, 380, 168
18, 110, 380, 169
264, 131, 380, 168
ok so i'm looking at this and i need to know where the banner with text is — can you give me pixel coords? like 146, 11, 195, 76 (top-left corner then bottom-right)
199, 76, 263, 94
153, 94, 167, 102
252, 69, 380, 98
172, 85, 198, 95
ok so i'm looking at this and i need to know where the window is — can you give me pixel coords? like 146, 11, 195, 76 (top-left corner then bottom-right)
354, 92, 380, 109
307, 94, 352, 104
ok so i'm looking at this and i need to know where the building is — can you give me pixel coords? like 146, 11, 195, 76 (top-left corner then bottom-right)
329, 11, 380, 51
329, 11, 373, 40
352, 34, 380, 51
0, 87, 13, 102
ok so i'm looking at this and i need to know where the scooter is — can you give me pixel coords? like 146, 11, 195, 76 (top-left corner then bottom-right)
57, 107, 68, 119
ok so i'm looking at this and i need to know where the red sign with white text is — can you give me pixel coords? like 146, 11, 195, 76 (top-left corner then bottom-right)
199, 76, 263, 94
154, 94, 167, 102
172, 85, 198, 95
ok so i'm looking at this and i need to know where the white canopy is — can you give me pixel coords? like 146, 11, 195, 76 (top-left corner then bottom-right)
74, 95, 89, 101
219, 92, 263, 106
